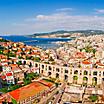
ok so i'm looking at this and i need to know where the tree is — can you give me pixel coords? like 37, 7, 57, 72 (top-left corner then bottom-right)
18, 56, 23, 59
73, 76, 78, 80
92, 49, 96, 54
16, 61, 22, 65
23, 78, 31, 85
26, 72, 39, 80
8, 85, 21, 91
0, 87, 8, 93
34, 57, 40, 62
12, 98, 17, 104
89, 95, 98, 102
55, 83, 59, 87
0, 50, 3, 54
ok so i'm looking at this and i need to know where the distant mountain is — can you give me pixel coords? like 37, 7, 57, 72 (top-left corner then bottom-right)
31, 30, 69, 37
29, 30, 104, 37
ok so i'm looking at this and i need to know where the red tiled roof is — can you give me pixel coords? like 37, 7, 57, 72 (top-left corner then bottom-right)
75, 52, 86, 58
0, 55, 7, 59
82, 60, 92, 65
9, 64, 18, 67
1, 75, 6, 79
96, 61, 104, 66
6, 73, 12, 76
9, 82, 49, 101
39, 80, 53, 87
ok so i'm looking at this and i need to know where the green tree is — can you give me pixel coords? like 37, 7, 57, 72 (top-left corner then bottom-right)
89, 95, 98, 102
55, 83, 59, 87
12, 98, 17, 104
23, 78, 31, 85
16, 61, 22, 65
92, 49, 96, 54
0, 50, 3, 54
34, 57, 40, 62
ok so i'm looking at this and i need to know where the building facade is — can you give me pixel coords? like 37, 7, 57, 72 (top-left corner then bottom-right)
33, 62, 104, 85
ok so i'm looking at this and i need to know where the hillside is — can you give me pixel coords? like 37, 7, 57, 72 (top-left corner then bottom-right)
29, 30, 104, 38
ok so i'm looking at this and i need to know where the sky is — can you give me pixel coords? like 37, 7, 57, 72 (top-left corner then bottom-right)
0, 0, 104, 35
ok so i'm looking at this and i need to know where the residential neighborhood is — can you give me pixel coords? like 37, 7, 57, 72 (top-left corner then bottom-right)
0, 35, 104, 103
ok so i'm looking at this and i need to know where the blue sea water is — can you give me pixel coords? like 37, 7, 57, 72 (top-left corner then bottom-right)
0, 36, 71, 49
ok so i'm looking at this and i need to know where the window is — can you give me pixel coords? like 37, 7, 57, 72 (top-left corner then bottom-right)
41, 70, 43, 73
48, 72, 51, 76
49, 66, 52, 70
65, 70, 68, 73
93, 71, 97, 76
89, 71, 91, 76
56, 68, 59, 72
74, 70, 78, 74
31, 96, 35, 100
80, 70, 82, 75
42, 65, 44, 69
84, 70, 88, 75
56, 73, 59, 78
35, 63, 38, 67
26, 98, 30, 102
64, 75, 68, 81
70, 69, 72, 74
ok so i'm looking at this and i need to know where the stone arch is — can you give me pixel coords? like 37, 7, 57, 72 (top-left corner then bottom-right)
102, 78, 104, 85
29, 62, 32, 68
23, 60, 26, 65
83, 70, 88, 75
74, 70, 78, 75
42, 65, 44, 69
102, 78, 104, 94
41, 70, 43, 73
73, 76, 78, 84
103, 72, 104, 76
49, 66, 52, 70
56, 68, 60, 72
102, 78, 104, 81
83, 77, 88, 84
56, 73, 59, 78
48, 72, 51, 76
92, 77, 97, 85
64, 75, 68, 81
35, 63, 38, 67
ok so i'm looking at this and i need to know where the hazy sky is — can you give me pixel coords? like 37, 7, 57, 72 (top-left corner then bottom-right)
0, 0, 104, 35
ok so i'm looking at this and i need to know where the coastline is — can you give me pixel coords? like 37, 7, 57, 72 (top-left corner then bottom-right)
0, 35, 72, 49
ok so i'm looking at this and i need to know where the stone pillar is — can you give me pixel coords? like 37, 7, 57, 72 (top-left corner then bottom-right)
51, 66, 56, 78
78, 75, 83, 84
68, 75, 73, 83
60, 68, 64, 81
97, 77, 102, 85
88, 76, 92, 85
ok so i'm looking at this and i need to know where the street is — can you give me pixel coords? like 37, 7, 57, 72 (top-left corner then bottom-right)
38, 83, 66, 104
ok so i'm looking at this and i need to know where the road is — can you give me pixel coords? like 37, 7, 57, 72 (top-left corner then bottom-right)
52, 83, 66, 104
38, 83, 66, 104
38, 87, 59, 104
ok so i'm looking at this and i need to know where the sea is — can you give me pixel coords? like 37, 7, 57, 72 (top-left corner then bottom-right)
0, 36, 71, 49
